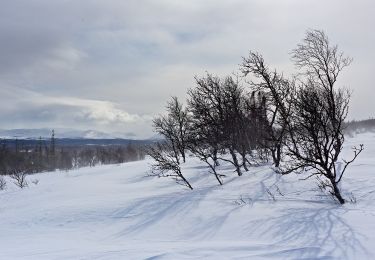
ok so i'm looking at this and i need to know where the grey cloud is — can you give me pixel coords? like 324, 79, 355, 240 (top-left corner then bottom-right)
0, 0, 374, 137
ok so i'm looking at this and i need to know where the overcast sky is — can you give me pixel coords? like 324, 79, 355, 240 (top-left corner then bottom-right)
0, 0, 374, 138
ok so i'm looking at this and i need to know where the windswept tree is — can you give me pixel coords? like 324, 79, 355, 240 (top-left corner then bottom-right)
148, 29, 362, 203
282, 30, 363, 204
241, 52, 292, 167
187, 74, 248, 177
186, 75, 224, 183
186, 135, 224, 185
221, 76, 254, 171
153, 97, 189, 164
147, 142, 193, 190
187, 74, 222, 168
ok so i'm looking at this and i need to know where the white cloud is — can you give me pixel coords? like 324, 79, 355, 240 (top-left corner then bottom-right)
0, 85, 152, 137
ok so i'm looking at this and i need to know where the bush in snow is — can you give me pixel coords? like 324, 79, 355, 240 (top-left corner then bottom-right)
10, 171, 28, 189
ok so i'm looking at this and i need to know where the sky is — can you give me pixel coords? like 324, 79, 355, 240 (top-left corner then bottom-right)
0, 0, 374, 138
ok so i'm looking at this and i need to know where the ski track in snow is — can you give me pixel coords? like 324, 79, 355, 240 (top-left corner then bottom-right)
1, 133, 375, 259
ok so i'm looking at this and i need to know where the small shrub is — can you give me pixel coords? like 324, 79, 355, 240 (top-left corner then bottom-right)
10, 172, 28, 188
0, 176, 6, 190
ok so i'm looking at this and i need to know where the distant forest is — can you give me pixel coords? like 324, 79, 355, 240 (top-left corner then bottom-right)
345, 118, 375, 135
0, 130, 148, 177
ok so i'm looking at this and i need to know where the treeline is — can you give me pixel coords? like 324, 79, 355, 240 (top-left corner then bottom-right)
345, 118, 375, 135
148, 29, 364, 204
0, 132, 146, 177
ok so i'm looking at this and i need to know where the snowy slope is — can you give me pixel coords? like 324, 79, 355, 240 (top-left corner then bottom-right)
0, 133, 374, 259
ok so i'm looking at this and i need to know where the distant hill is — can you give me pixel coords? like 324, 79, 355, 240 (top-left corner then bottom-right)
0, 128, 159, 148
0, 128, 137, 140
0, 138, 154, 148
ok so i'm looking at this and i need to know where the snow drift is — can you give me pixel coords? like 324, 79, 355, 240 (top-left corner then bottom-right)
0, 133, 374, 259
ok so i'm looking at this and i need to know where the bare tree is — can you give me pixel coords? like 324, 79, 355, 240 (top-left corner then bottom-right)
188, 74, 249, 176
147, 142, 193, 190
50, 129, 56, 170
186, 134, 225, 185
153, 97, 189, 164
187, 74, 222, 169
221, 76, 253, 172
282, 30, 363, 204
241, 52, 292, 167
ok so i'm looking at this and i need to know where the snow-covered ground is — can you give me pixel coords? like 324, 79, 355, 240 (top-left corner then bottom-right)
1, 133, 374, 259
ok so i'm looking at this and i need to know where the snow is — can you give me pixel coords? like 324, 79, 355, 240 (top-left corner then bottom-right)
1, 133, 375, 259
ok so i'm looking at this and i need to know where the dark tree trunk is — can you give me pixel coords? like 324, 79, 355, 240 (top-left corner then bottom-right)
229, 148, 242, 176
331, 179, 345, 204
241, 153, 249, 171
210, 165, 223, 185
203, 158, 222, 185
177, 170, 193, 190
181, 150, 186, 163
180, 173, 193, 190
271, 145, 281, 168
213, 150, 220, 166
